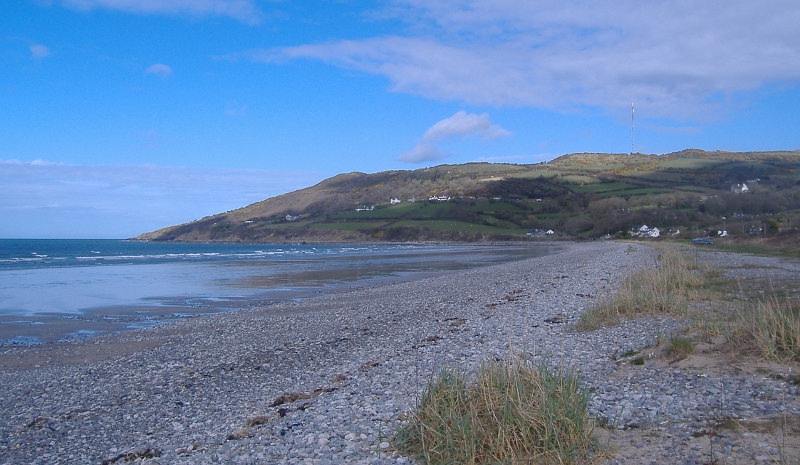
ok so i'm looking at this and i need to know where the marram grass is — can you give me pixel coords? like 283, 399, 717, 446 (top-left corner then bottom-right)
395, 356, 594, 465
668, 336, 695, 357
577, 242, 799, 364
576, 245, 707, 331
735, 293, 800, 362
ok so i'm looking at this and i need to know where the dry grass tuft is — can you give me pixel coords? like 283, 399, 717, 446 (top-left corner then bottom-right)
395, 355, 594, 464
734, 292, 800, 363
576, 245, 710, 331
668, 336, 695, 357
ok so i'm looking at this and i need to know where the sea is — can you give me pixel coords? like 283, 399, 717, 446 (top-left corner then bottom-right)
0, 239, 553, 346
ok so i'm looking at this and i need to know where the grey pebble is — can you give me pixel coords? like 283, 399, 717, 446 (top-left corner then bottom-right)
1, 242, 798, 464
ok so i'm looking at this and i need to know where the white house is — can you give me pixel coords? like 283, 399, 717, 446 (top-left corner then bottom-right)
631, 224, 660, 238
731, 183, 750, 193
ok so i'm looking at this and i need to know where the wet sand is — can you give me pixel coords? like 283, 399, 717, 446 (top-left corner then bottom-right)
1, 245, 548, 348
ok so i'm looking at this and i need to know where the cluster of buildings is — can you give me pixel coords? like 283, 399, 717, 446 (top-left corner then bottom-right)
630, 224, 661, 238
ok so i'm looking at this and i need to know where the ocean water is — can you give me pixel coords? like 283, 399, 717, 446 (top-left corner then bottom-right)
0, 239, 550, 345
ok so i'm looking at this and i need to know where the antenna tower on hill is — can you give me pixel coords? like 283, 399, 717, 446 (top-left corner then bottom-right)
631, 102, 635, 155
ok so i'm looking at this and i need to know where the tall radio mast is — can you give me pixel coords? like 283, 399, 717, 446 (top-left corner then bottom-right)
631, 102, 635, 155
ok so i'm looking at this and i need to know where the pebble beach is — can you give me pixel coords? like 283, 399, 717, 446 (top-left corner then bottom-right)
1, 241, 798, 464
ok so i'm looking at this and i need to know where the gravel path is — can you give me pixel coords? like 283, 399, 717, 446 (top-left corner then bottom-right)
1, 241, 798, 464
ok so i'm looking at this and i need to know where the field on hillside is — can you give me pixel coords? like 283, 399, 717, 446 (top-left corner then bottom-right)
136, 150, 800, 244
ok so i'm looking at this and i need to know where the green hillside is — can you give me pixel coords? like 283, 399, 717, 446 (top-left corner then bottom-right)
135, 150, 800, 243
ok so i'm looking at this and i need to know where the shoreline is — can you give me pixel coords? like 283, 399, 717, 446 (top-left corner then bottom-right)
0, 241, 555, 348
0, 241, 558, 369
1, 241, 798, 464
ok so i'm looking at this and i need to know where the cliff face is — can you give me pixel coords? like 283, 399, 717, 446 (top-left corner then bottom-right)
134, 150, 800, 243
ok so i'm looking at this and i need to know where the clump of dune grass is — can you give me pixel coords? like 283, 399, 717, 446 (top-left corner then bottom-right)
734, 293, 800, 362
576, 245, 709, 331
395, 355, 594, 465
668, 336, 695, 357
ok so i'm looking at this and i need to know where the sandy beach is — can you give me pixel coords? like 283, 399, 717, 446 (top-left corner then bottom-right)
1, 241, 798, 464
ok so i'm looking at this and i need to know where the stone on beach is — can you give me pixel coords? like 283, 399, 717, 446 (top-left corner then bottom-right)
1, 241, 798, 464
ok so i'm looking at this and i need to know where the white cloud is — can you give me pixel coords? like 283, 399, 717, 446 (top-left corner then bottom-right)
145, 63, 173, 77
29, 44, 51, 60
398, 143, 449, 163
0, 161, 322, 238
257, 0, 800, 119
398, 111, 510, 163
56, 0, 262, 24
423, 111, 512, 141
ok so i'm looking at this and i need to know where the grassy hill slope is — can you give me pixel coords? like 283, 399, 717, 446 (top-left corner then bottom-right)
135, 150, 800, 243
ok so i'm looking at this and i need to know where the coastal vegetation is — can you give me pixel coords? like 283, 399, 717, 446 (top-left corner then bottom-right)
395, 355, 593, 465
734, 290, 800, 363
578, 243, 800, 363
575, 245, 708, 331
135, 150, 800, 245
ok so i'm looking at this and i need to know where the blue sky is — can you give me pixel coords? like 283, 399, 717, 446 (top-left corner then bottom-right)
2, 0, 799, 238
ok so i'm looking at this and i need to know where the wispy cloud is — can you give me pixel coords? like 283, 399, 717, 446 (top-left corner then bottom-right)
55, 0, 262, 24
255, 0, 800, 120
144, 63, 173, 78
400, 111, 510, 163
423, 111, 512, 141
29, 44, 51, 60
0, 160, 321, 238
